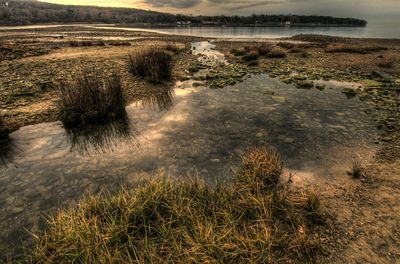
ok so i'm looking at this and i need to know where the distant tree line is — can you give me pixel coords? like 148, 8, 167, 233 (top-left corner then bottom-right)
0, 0, 367, 26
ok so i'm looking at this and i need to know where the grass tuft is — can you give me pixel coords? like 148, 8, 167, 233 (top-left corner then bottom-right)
231, 48, 247, 56
257, 44, 272, 55
376, 58, 394, 68
236, 146, 282, 190
277, 42, 295, 50
350, 158, 364, 178
29, 147, 324, 263
57, 72, 126, 128
128, 49, 173, 83
266, 49, 287, 58
165, 43, 184, 54
0, 116, 15, 165
242, 50, 259, 61
69, 41, 106, 47
0, 116, 7, 139
109, 41, 131, 46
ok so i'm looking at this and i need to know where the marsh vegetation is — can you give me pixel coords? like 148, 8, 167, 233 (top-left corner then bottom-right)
57, 72, 126, 128
29, 147, 324, 263
232, 44, 287, 62
128, 49, 173, 83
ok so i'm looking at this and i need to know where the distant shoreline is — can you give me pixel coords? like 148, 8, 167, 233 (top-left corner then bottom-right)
0, 22, 367, 28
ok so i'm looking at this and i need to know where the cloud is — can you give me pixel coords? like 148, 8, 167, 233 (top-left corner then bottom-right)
144, 0, 202, 8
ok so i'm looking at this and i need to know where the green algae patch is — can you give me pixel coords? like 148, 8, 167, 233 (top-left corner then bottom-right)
360, 79, 384, 88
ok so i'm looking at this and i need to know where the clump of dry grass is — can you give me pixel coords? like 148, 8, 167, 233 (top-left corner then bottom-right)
165, 43, 184, 54
277, 42, 295, 50
325, 44, 387, 54
0, 116, 14, 165
128, 49, 173, 83
29, 147, 324, 263
57, 72, 126, 128
0, 116, 7, 138
300, 51, 310, 58
236, 146, 282, 190
257, 44, 272, 55
109, 41, 131, 46
232, 44, 285, 60
376, 58, 394, 68
266, 49, 287, 58
350, 158, 364, 178
242, 50, 259, 61
69, 41, 106, 47
231, 47, 247, 56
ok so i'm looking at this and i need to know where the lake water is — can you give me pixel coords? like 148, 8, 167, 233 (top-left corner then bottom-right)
1, 21, 399, 39
140, 23, 400, 39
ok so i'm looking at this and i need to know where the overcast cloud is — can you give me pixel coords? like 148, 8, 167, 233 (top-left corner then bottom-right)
140, 0, 399, 21
42, 0, 400, 23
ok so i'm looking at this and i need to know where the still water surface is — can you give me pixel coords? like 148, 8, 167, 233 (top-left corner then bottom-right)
140, 23, 400, 39
1, 21, 399, 38
0, 41, 380, 260
0, 74, 378, 259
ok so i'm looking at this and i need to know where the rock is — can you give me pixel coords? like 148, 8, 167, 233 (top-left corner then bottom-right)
284, 137, 295, 144
11, 207, 24, 214
263, 89, 275, 95
381, 136, 393, 142
271, 96, 286, 103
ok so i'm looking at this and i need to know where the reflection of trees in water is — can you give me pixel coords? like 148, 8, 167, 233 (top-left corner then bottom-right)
64, 112, 138, 154
140, 86, 174, 112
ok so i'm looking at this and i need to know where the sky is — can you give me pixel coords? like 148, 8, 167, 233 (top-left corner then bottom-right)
40, 0, 400, 23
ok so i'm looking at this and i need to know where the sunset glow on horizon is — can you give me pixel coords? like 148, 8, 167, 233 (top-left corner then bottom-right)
38, 0, 400, 20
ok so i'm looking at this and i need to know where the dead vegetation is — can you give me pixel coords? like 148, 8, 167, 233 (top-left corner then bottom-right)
231, 44, 287, 61
325, 44, 387, 54
57, 72, 126, 128
128, 49, 173, 83
0, 116, 7, 139
68, 41, 106, 47
350, 158, 364, 179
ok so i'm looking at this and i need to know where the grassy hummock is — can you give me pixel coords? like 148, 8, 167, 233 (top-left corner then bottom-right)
29, 147, 324, 263
128, 49, 172, 83
57, 72, 126, 128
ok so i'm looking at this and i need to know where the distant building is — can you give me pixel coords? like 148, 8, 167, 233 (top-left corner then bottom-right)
201, 21, 220, 25
285, 21, 291, 26
176, 21, 191, 25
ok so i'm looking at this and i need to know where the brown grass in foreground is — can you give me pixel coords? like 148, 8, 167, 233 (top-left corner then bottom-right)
128, 49, 173, 83
28, 147, 325, 263
57, 72, 126, 128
